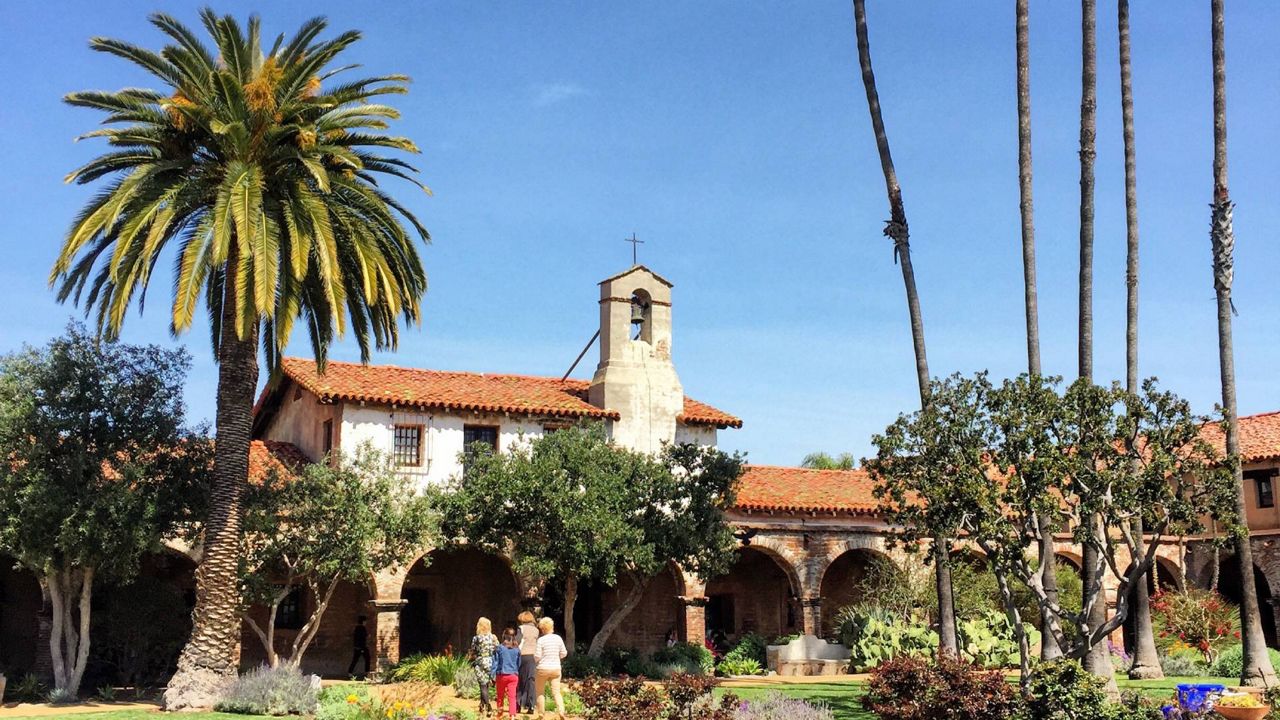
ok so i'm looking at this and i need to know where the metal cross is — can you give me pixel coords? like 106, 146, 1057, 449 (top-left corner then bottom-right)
625, 233, 644, 265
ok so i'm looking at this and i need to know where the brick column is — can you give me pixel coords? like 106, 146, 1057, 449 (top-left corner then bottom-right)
369, 599, 407, 670
679, 596, 707, 645
800, 597, 822, 637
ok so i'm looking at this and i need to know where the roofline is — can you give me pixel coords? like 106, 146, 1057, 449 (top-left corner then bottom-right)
597, 264, 674, 288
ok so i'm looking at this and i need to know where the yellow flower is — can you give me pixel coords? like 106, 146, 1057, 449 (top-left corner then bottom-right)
346, 694, 359, 704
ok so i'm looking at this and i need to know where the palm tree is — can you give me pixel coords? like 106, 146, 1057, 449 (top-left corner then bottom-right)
1014, 0, 1062, 663
1116, 0, 1162, 681
852, 0, 957, 656
800, 452, 858, 470
1208, 0, 1275, 688
1075, 0, 1114, 689
51, 11, 430, 708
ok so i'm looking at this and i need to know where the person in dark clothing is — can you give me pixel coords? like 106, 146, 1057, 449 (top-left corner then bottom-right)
348, 615, 371, 677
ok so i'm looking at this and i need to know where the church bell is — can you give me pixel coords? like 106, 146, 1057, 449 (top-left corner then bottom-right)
630, 297, 647, 325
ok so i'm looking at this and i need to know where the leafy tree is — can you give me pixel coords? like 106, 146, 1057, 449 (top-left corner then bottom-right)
870, 373, 1236, 692
0, 324, 210, 696
240, 445, 435, 668
800, 452, 857, 470
50, 10, 431, 707
852, 0, 957, 657
433, 423, 742, 656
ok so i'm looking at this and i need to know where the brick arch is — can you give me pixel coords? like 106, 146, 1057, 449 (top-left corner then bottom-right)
808, 536, 894, 596
740, 537, 804, 597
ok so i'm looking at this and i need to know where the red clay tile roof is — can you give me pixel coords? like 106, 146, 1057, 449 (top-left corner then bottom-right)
248, 439, 309, 484
276, 358, 742, 428
1202, 411, 1280, 464
734, 465, 879, 515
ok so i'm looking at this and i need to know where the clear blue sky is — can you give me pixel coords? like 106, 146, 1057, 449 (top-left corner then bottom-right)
1, 2, 1277, 465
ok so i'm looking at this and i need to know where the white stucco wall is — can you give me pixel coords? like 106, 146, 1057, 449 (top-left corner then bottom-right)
674, 423, 718, 447
339, 404, 545, 490
259, 385, 341, 461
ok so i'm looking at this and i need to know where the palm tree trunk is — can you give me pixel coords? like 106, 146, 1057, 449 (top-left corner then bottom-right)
1116, 0, 1162, 681
1209, 0, 1275, 688
1015, 0, 1061, 663
852, 0, 957, 657
1076, 0, 1114, 690
165, 259, 260, 710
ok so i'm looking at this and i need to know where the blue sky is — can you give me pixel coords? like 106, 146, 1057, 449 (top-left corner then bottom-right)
1, 2, 1278, 465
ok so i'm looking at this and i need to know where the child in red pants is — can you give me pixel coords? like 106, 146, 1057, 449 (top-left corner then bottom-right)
492, 627, 522, 718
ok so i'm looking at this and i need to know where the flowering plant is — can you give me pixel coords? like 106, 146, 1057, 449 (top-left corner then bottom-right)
1150, 589, 1239, 663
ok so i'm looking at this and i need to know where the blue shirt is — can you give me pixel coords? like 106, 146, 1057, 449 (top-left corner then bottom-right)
492, 644, 521, 676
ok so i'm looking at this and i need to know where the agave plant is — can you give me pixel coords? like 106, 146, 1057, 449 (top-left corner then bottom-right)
50, 9, 430, 708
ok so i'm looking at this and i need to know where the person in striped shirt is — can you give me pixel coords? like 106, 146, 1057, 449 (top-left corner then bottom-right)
533, 616, 568, 718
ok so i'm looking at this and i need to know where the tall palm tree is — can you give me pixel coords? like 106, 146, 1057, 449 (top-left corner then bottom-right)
800, 451, 858, 470
1014, 0, 1062, 663
1208, 0, 1275, 688
1116, 0, 1162, 681
1075, 0, 1114, 688
51, 10, 430, 708
852, 0, 958, 656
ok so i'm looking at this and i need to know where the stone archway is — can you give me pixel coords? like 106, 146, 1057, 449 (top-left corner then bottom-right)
1219, 557, 1278, 649
554, 563, 687, 654
399, 547, 522, 656
0, 555, 41, 675
703, 547, 801, 648
818, 548, 897, 638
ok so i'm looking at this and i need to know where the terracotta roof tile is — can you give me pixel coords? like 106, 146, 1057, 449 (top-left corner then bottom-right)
248, 439, 309, 484
277, 358, 741, 428
734, 465, 878, 515
1201, 411, 1280, 464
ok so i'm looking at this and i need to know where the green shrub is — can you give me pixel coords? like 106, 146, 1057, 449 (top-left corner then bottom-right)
316, 684, 371, 720
383, 653, 467, 686
214, 665, 318, 716
451, 666, 479, 700
1209, 643, 1280, 678
563, 652, 612, 679
716, 657, 763, 676
600, 646, 640, 675
549, 686, 585, 716
651, 642, 714, 675
1023, 659, 1111, 720
1158, 648, 1209, 677
622, 655, 665, 679
4, 673, 46, 702
838, 607, 937, 671
722, 633, 768, 667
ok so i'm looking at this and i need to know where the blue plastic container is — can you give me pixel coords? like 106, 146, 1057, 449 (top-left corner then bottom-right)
1176, 683, 1226, 712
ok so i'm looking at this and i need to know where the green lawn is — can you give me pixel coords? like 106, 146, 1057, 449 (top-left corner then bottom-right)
718, 675, 1242, 720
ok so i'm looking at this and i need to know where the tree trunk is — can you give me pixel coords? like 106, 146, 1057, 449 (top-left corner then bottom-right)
1209, 0, 1275, 687
1015, 0, 1060, 663
1075, 0, 1113, 690
44, 567, 94, 696
1116, 0, 1162, 681
563, 575, 578, 652
587, 572, 650, 658
852, 0, 956, 657
165, 259, 260, 710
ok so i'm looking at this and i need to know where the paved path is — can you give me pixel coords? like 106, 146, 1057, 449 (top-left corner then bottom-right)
0, 700, 159, 717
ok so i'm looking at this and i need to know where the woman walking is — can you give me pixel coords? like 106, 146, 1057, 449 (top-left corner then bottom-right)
469, 617, 499, 716
493, 627, 522, 719
533, 617, 568, 719
517, 611, 539, 713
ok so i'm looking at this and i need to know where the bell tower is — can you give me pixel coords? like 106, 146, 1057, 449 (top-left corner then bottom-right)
588, 265, 684, 453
